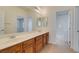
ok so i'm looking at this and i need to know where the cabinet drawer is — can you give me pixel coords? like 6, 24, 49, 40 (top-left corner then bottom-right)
22, 38, 35, 53
23, 45, 34, 53
0, 48, 11, 53
10, 44, 22, 53
23, 39, 34, 46
0, 43, 22, 53
36, 35, 42, 41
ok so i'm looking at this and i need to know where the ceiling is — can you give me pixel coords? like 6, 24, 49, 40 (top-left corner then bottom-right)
19, 6, 51, 16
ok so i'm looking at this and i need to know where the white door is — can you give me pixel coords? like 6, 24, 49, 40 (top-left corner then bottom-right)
75, 7, 79, 52
55, 11, 69, 47
0, 14, 4, 35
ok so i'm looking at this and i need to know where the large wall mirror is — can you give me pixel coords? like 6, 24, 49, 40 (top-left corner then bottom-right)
0, 6, 48, 37
36, 17, 48, 29
36, 17, 42, 27
0, 9, 34, 36
42, 17, 48, 27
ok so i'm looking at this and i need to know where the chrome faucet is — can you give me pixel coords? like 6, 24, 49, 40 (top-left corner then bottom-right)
10, 35, 16, 39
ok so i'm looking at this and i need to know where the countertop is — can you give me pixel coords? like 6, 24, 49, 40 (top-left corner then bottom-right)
0, 30, 48, 50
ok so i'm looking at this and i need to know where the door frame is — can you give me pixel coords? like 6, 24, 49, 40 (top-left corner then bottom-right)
74, 7, 79, 52
55, 10, 71, 47
0, 11, 5, 35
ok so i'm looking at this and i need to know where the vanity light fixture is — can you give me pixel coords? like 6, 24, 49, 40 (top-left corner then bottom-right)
34, 6, 41, 14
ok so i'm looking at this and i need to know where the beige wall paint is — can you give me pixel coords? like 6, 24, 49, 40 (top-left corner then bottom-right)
5, 7, 28, 34
0, 6, 37, 34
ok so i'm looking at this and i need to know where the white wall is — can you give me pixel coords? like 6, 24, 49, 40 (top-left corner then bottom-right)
47, 6, 75, 50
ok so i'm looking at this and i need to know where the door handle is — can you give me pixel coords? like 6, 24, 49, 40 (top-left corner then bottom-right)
77, 30, 79, 32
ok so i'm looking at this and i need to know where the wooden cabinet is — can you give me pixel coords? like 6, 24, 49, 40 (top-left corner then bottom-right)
43, 32, 49, 47
0, 32, 49, 53
35, 35, 43, 52
0, 43, 22, 53
22, 38, 35, 53
43, 33, 47, 46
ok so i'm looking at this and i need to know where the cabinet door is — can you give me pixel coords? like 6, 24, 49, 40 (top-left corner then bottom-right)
9, 44, 22, 53
23, 39, 35, 53
46, 32, 49, 44
35, 35, 43, 52
43, 34, 47, 46
42, 32, 49, 47
0, 43, 22, 53
0, 48, 11, 53
36, 43, 42, 52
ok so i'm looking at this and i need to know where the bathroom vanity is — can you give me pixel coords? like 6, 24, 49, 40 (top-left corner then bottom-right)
0, 31, 49, 53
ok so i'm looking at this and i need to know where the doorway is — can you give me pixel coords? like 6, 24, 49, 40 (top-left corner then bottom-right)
27, 16, 33, 32
17, 17, 24, 32
55, 11, 70, 47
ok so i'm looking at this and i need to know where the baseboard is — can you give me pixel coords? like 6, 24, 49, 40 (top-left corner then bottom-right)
48, 41, 57, 44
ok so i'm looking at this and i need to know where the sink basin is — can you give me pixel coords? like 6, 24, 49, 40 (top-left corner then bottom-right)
0, 36, 17, 44
0, 38, 10, 44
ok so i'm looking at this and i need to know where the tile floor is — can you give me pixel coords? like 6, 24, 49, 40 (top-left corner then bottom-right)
40, 44, 76, 53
